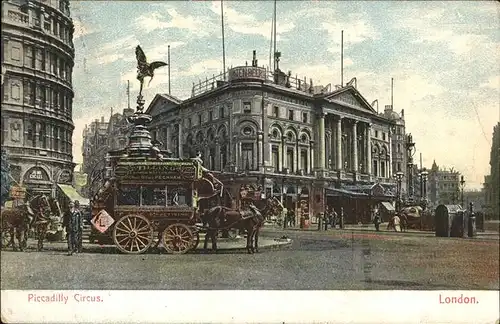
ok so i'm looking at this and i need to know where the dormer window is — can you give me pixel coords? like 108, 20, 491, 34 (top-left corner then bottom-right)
288, 110, 294, 121
273, 106, 279, 118
302, 112, 308, 123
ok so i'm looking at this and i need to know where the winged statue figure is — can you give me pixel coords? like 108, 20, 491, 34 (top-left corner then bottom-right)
135, 45, 168, 97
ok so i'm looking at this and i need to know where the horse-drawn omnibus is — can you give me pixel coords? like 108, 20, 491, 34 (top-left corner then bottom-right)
89, 156, 219, 254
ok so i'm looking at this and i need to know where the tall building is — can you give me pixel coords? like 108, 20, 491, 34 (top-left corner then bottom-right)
483, 122, 499, 219
428, 160, 461, 206
145, 52, 402, 223
1, 0, 75, 198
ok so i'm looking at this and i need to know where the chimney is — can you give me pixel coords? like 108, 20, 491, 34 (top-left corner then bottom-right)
401, 109, 405, 118
384, 105, 392, 112
252, 50, 258, 67
101, 116, 104, 123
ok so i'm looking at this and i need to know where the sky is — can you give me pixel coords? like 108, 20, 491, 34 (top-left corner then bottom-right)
70, 1, 499, 190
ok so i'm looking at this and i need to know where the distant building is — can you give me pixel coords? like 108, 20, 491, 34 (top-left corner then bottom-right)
428, 160, 461, 206
81, 109, 134, 197
482, 122, 499, 219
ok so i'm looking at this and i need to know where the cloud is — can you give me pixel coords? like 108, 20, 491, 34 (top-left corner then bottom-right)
321, 20, 379, 54
72, 18, 94, 39
480, 75, 500, 90
210, 1, 295, 40
135, 9, 213, 36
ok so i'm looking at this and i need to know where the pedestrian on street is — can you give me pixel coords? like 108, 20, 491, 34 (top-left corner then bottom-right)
75, 200, 83, 253
373, 211, 381, 232
331, 209, 338, 229
64, 200, 83, 256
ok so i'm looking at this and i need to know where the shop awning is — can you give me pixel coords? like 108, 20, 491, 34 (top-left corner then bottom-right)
57, 184, 90, 206
381, 201, 395, 211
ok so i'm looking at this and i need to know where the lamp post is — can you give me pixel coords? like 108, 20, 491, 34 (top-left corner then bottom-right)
460, 175, 465, 208
395, 171, 404, 212
419, 169, 428, 210
405, 134, 416, 203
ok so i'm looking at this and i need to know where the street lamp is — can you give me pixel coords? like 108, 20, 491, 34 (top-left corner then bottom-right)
460, 175, 465, 208
406, 134, 416, 202
395, 171, 404, 212
419, 170, 428, 210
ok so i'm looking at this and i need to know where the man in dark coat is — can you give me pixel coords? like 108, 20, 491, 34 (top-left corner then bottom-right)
63, 200, 83, 256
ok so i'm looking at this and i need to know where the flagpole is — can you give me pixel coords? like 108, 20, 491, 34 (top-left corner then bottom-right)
168, 45, 171, 95
221, 0, 226, 80
341, 30, 344, 87
391, 77, 394, 108
127, 80, 130, 109
269, 6, 274, 72
273, 0, 277, 72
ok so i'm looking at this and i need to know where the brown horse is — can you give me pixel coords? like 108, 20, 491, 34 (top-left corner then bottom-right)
0, 194, 51, 251
201, 197, 283, 254
1, 204, 32, 251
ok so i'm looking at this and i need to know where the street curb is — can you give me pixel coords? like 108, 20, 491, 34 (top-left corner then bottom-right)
4, 238, 292, 254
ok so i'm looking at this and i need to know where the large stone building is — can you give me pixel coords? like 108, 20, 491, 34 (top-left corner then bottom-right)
1, 0, 76, 198
482, 122, 499, 219
145, 52, 408, 223
428, 160, 461, 206
81, 108, 134, 197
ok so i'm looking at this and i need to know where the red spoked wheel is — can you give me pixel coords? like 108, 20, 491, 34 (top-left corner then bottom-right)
162, 223, 195, 254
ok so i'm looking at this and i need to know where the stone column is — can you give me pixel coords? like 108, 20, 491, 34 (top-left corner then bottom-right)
309, 141, 314, 175
366, 123, 372, 175
177, 122, 183, 158
325, 130, 332, 169
281, 137, 286, 170
388, 128, 393, 178
336, 116, 342, 170
317, 112, 326, 169
352, 120, 358, 172
257, 131, 263, 171
215, 138, 221, 170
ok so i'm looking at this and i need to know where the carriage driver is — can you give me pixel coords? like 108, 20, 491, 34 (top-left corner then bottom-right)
193, 151, 224, 197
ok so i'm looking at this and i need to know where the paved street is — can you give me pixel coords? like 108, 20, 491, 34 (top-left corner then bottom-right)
2, 228, 498, 291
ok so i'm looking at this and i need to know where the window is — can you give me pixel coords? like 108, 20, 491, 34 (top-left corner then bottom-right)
382, 132, 386, 141
142, 185, 167, 206
273, 106, 279, 118
38, 49, 45, 71
54, 127, 59, 151
397, 162, 401, 172
375, 130, 379, 138
167, 185, 192, 206
27, 122, 34, 143
243, 102, 251, 113
27, 81, 35, 105
39, 122, 46, 148
272, 146, 279, 172
208, 110, 213, 122
381, 161, 386, 178
40, 85, 46, 106
219, 106, 225, 118
198, 113, 202, 125
11, 46, 20, 61
242, 143, 254, 170
220, 145, 227, 170
25, 45, 35, 68
11, 84, 20, 100
288, 110, 294, 120
287, 149, 294, 172
208, 148, 215, 170
302, 112, 308, 123
44, 21, 51, 32
397, 143, 401, 153
373, 160, 378, 177
117, 186, 140, 206
52, 21, 58, 35
187, 117, 192, 128
300, 150, 308, 172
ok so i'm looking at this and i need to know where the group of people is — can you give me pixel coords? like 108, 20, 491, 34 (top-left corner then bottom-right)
323, 206, 344, 230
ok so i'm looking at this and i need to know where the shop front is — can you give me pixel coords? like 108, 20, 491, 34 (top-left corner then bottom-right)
22, 166, 53, 198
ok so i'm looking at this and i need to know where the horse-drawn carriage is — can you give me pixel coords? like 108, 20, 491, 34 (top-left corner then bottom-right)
90, 157, 215, 254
